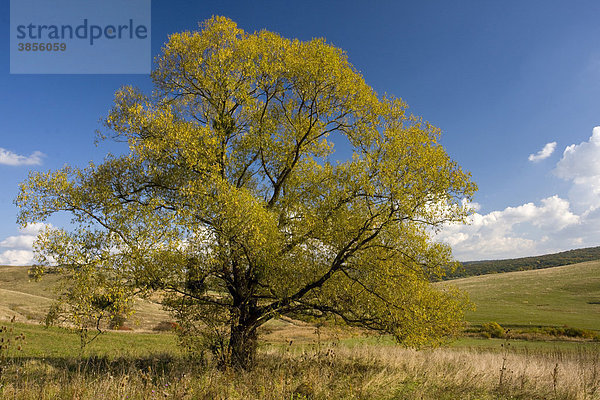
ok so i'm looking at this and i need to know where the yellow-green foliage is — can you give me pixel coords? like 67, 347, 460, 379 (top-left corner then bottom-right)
480, 322, 506, 339
15, 17, 476, 367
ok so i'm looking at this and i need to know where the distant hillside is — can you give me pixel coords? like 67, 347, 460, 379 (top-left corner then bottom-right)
0, 265, 170, 329
445, 260, 600, 330
447, 246, 600, 279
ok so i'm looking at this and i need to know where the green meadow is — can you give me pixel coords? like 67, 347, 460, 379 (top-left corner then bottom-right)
6, 260, 600, 333
447, 260, 600, 330
1, 261, 600, 399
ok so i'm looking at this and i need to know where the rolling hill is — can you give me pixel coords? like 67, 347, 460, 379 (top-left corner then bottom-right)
445, 259, 600, 330
3, 257, 600, 334
0, 265, 360, 343
0, 265, 170, 330
449, 246, 600, 278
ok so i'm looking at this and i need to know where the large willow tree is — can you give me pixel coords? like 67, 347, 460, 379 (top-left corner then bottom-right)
17, 17, 476, 369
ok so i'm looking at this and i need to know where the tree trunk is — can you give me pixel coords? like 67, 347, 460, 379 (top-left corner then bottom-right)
227, 296, 261, 369
228, 322, 257, 369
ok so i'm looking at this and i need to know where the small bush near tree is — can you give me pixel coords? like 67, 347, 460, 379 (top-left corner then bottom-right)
480, 322, 505, 338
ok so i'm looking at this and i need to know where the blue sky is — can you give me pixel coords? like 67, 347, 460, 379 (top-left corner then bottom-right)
2, 0, 600, 263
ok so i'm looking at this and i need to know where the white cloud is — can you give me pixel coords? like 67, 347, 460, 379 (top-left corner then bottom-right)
555, 126, 600, 213
0, 235, 36, 249
437, 195, 580, 260
0, 148, 44, 166
555, 127, 600, 179
19, 222, 48, 235
0, 250, 35, 266
528, 141, 557, 162
0, 223, 51, 266
438, 127, 600, 261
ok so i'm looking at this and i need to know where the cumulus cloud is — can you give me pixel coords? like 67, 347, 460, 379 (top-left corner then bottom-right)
437, 127, 600, 261
554, 126, 600, 212
0, 235, 36, 249
0, 250, 36, 266
528, 142, 557, 162
437, 196, 580, 260
0, 148, 44, 166
0, 223, 50, 266
19, 222, 49, 235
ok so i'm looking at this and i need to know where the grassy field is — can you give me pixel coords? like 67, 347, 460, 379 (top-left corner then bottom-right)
3, 320, 599, 360
1, 321, 599, 399
0, 265, 171, 330
0, 322, 180, 359
445, 260, 600, 330
2, 262, 600, 398
5, 260, 600, 333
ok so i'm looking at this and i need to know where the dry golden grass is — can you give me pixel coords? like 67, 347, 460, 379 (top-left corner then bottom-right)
1, 341, 599, 399
2, 264, 600, 398
258, 316, 366, 344
0, 265, 171, 330
0, 266, 358, 337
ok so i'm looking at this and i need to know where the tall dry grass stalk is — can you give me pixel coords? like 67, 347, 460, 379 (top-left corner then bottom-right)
0, 343, 599, 399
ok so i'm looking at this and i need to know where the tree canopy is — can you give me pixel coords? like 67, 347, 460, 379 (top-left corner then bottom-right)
17, 16, 476, 369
